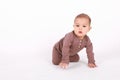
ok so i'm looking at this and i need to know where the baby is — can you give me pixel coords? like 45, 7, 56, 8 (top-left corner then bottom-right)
52, 13, 97, 69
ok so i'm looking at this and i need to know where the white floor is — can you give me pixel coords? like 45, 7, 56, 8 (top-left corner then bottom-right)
0, 45, 120, 80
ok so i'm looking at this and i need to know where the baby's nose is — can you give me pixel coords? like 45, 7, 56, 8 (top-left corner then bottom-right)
79, 27, 82, 30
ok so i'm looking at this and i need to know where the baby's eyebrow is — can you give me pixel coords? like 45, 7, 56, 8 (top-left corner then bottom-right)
74, 22, 80, 24
75, 24, 81, 25
75, 24, 80, 25
83, 24, 88, 25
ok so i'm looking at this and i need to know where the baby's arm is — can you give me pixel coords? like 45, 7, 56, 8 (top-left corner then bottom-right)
59, 33, 73, 69
86, 37, 97, 68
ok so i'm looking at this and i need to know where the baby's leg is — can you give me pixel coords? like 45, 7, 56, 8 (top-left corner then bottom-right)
69, 54, 80, 62
52, 47, 62, 65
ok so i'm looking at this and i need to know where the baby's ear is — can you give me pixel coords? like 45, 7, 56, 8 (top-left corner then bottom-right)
73, 25, 75, 28
73, 24, 75, 27
89, 26, 92, 30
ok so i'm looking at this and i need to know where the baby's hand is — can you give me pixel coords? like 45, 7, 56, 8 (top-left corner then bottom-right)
88, 63, 97, 68
59, 62, 68, 69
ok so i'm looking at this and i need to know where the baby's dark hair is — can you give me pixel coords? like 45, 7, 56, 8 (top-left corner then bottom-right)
74, 13, 91, 24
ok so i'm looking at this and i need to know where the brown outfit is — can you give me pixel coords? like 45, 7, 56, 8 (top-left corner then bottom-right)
52, 31, 95, 65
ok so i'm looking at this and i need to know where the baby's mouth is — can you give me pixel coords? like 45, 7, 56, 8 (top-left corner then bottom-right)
78, 31, 82, 34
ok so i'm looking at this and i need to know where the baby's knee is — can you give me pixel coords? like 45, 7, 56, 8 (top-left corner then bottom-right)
70, 54, 80, 62
75, 56, 80, 62
52, 59, 60, 65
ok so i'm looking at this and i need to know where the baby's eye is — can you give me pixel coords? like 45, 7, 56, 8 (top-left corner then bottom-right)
76, 25, 79, 27
83, 25, 86, 27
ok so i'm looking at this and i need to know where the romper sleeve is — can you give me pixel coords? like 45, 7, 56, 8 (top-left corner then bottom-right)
61, 33, 73, 64
86, 36, 95, 64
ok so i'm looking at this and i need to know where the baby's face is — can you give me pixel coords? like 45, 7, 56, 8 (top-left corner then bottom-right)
73, 17, 91, 39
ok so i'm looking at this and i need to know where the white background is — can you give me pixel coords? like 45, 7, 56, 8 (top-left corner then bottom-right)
0, 0, 120, 80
